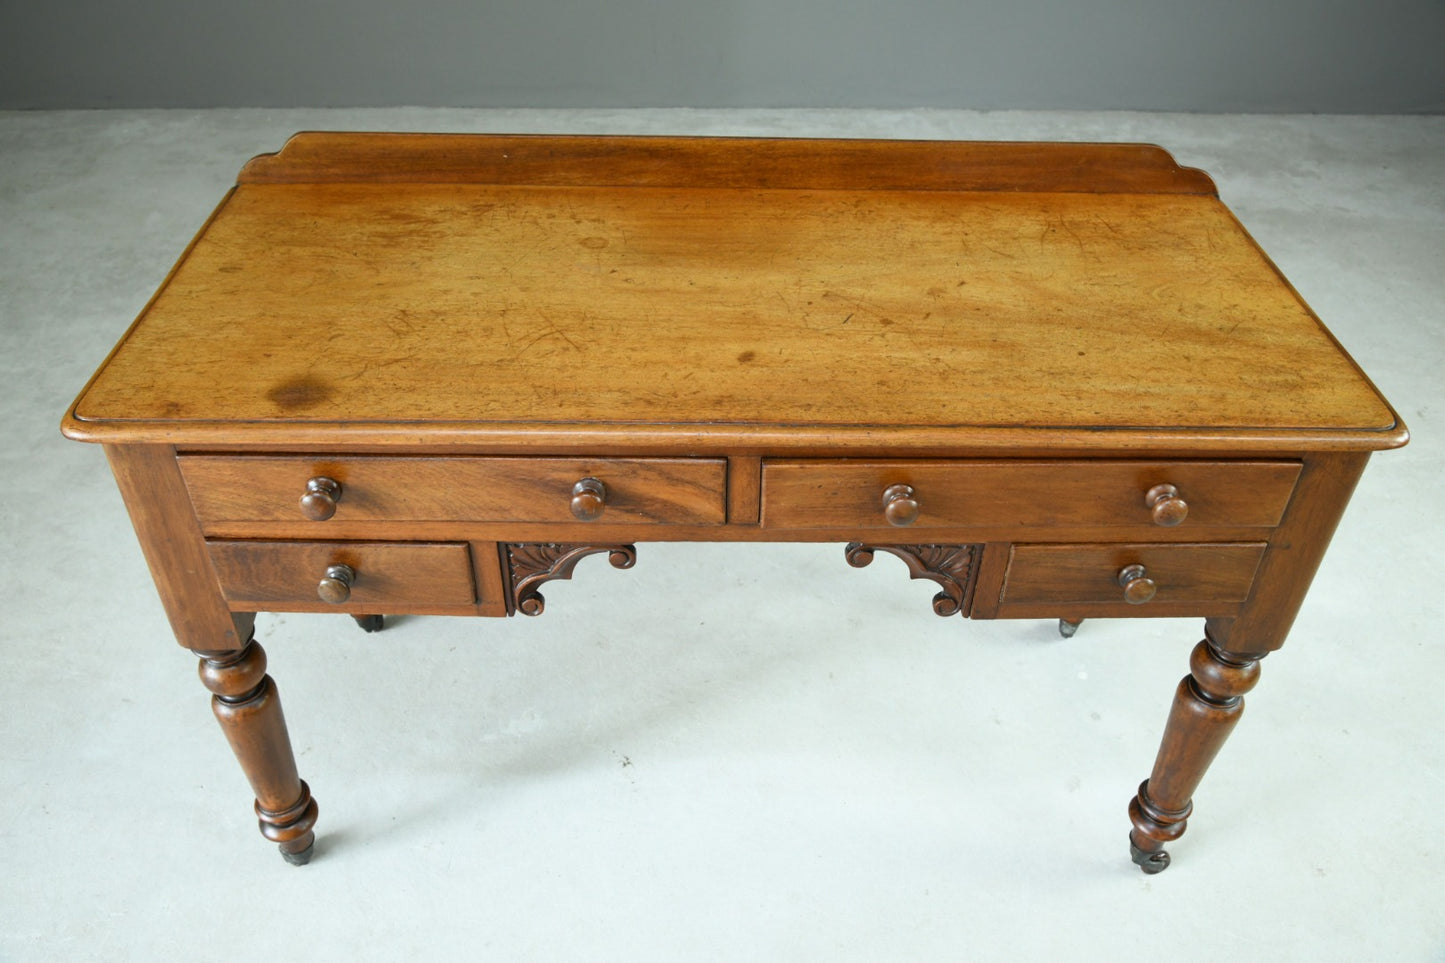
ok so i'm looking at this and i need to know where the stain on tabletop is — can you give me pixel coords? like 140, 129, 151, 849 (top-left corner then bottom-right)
267, 375, 333, 410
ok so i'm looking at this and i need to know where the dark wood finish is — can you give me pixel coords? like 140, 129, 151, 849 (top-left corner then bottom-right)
207, 540, 477, 612
179, 455, 727, 527
844, 543, 983, 616
569, 477, 607, 521
1128, 632, 1263, 873
504, 543, 638, 616
999, 543, 1265, 614
881, 483, 921, 528
1146, 483, 1188, 527
315, 564, 356, 604
1115, 453, 1375, 870
299, 476, 342, 521
760, 460, 1302, 532
195, 635, 318, 864
1117, 563, 1158, 604
61, 135, 1407, 870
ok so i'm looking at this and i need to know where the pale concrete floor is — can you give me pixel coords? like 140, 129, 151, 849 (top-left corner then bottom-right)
2, 109, 1441, 961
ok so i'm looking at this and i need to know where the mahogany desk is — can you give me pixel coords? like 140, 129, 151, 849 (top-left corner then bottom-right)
62, 133, 1406, 871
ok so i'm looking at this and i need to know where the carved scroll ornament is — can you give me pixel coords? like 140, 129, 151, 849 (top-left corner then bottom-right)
844, 543, 982, 617
504, 543, 638, 616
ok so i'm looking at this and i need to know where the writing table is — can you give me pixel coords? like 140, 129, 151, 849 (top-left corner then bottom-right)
62, 133, 1407, 871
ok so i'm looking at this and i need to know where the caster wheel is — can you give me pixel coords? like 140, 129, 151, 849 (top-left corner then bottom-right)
280, 842, 315, 866
1130, 838, 1171, 874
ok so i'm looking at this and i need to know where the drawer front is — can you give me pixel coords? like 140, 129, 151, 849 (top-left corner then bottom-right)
997, 542, 1267, 616
181, 455, 727, 527
760, 460, 1299, 532
208, 540, 477, 610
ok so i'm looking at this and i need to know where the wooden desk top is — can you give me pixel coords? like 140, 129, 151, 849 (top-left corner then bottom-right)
63, 133, 1405, 455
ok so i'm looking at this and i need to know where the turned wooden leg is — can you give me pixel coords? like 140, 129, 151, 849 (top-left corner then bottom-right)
1128, 630, 1263, 873
195, 635, 319, 865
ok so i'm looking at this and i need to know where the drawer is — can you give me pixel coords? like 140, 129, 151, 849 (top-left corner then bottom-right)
207, 540, 477, 611
181, 455, 727, 528
760, 460, 1299, 532
995, 542, 1267, 618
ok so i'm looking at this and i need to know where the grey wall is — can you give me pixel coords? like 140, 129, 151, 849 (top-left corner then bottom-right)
2, 0, 1442, 112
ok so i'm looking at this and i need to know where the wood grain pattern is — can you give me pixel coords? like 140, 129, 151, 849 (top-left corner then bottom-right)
195, 636, 318, 864
986, 599, 1247, 622
761, 459, 1301, 531
1128, 632, 1264, 873
207, 540, 477, 611
966, 542, 1014, 620
179, 455, 727, 527
726, 456, 762, 524
999, 542, 1266, 610
237, 133, 1219, 194
59, 135, 1411, 870
104, 444, 251, 650
1208, 451, 1373, 655
470, 542, 509, 618
184, 517, 1289, 545
62, 134, 1405, 452
843, 543, 982, 616
504, 543, 637, 616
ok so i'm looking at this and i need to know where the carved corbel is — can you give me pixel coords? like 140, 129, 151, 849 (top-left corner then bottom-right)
844, 543, 983, 617
504, 543, 638, 616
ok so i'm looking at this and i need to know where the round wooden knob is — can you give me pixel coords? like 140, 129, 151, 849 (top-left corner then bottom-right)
1145, 483, 1188, 527
882, 483, 919, 527
300, 476, 342, 521
1117, 563, 1157, 604
570, 477, 607, 520
317, 563, 356, 604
